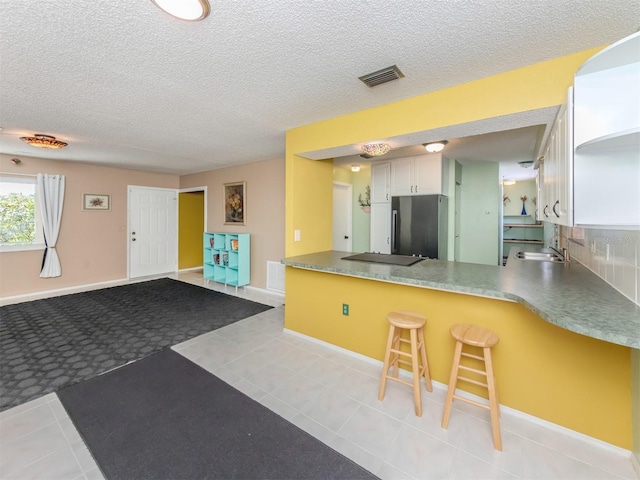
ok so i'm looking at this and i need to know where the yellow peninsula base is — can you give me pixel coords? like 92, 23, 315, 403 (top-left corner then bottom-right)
284, 266, 632, 450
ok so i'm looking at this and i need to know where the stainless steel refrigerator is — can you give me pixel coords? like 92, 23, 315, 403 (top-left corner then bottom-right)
391, 195, 448, 259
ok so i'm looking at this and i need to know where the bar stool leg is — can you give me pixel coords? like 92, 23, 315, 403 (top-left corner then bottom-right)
417, 326, 432, 392
484, 346, 502, 451
391, 327, 401, 378
409, 328, 422, 417
441, 340, 463, 428
378, 325, 396, 400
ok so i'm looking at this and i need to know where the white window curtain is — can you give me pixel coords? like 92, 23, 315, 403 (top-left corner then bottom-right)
37, 174, 65, 278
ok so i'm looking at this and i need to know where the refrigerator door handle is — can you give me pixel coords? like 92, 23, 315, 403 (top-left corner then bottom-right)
391, 209, 397, 253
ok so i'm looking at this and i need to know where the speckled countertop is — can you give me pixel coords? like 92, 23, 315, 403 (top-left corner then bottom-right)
282, 249, 640, 349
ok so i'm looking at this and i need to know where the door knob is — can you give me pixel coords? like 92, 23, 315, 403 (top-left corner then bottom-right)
344, 235, 349, 239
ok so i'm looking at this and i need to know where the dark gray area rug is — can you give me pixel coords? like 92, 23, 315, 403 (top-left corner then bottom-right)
0, 278, 272, 411
58, 348, 377, 480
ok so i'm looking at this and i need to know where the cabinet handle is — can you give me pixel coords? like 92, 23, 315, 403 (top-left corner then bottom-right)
543, 205, 549, 218
553, 200, 560, 217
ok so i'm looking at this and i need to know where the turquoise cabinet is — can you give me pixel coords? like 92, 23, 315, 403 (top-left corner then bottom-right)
203, 232, 250, 289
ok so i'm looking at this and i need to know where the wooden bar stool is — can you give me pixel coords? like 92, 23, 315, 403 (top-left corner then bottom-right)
378, 311, 432, 416
441, 323, 501, 450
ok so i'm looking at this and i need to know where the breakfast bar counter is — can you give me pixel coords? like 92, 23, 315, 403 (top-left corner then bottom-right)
282, 250, 637, 449
282, 250, 640, 349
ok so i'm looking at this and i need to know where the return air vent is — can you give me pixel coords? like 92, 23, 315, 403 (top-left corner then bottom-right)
359, 65, 404, 87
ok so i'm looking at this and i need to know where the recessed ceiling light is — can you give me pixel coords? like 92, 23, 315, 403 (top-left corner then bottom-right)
151, 0, 210, 21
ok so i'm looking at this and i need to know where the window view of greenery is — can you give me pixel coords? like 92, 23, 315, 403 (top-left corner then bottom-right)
0, 182, 37, 244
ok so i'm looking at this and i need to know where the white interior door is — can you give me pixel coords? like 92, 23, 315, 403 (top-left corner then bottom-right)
332, 182, 352, 252
129, 186, 178, 278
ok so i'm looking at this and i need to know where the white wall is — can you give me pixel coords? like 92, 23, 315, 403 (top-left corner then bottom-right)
459, 162, 501, 265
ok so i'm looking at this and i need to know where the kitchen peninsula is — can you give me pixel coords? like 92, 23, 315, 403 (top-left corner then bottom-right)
282, 250, 639, 449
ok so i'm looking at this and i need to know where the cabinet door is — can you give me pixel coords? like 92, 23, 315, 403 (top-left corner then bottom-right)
536, 164, 544, 221
542, 117, 558, 224
370, 203, 391, 254
555, 99, 574, 226
414, 155, 441, 195
390, 157, 414, 196
371, 162, 390, 203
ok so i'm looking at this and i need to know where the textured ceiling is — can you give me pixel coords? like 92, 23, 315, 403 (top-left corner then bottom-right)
0, 1, 638, 176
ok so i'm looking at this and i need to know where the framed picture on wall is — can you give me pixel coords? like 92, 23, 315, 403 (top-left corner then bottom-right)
83, 194, 110, 211
224, 181, 246, 225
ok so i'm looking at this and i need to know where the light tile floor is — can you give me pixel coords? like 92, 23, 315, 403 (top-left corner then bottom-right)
1, 271, 638, 480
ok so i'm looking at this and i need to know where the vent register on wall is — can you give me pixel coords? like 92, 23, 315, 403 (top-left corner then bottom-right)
203, 233, 250, 291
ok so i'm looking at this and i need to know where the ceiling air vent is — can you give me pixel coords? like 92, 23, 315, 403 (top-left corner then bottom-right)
359, 65, 404, 87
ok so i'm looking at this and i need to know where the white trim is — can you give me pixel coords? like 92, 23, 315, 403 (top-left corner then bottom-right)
632, 454, 640, 478
179, 185, 208, 232
0, 243, 45, 253
178, 266, 203, 273
0, 277, 129, 306
0, 172, 38, 177
283, 327, 634, 458
246, 284, 285, 300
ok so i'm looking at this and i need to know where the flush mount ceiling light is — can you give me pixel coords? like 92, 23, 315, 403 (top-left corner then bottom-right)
351, 164, 361, 172
151, 0, 210, 21
423, 141, 448, 153
19, 134, 68, 149
518, 160, 534, 168
361, 143, 390, 157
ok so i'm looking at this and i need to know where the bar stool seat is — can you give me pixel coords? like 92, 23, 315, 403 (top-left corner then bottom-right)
378, 311, 432, 416
441, 323, 501, 450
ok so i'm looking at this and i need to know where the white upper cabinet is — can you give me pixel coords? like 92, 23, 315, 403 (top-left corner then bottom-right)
370, 162, 390, 203
573, 32, 640, 228
539, 93, 573, 226
390, 154, 447, 196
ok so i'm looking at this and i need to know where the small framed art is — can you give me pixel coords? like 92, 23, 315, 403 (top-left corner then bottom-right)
83, 194, 110, 211
224, 182, 245, 225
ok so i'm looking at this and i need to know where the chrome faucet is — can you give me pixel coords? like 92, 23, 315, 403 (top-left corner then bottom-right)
549, 234, 570, 262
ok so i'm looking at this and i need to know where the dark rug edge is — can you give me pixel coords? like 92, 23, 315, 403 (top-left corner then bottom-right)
58, 348, 380, 480
0, 277, 275, 412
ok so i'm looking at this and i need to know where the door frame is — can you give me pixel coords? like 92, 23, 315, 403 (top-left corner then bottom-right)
178, 186, 208, 271
332, 181, 353, 252
127, 185, 179, 279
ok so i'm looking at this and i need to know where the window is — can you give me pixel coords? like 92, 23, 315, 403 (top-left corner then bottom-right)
0, 175, 44, 251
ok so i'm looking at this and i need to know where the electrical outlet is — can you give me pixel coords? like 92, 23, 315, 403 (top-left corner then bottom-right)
342, 303, 349, 316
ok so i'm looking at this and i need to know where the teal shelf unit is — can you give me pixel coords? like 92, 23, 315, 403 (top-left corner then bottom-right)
203, 232, 250, 290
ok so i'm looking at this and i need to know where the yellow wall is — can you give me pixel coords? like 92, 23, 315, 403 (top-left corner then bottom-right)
178, 191, 204, 269
285, 267, 632, 449
284, 47, 601, 257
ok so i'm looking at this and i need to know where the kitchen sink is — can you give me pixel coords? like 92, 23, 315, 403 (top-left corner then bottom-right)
515, 251, 566, 262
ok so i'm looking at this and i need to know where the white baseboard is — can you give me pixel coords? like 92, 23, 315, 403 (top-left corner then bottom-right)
246, 285, 285, 300
283, 328, 634, 459
178, 267, 203, 273
0, 278, 130, 306
632, 453, 640, 478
